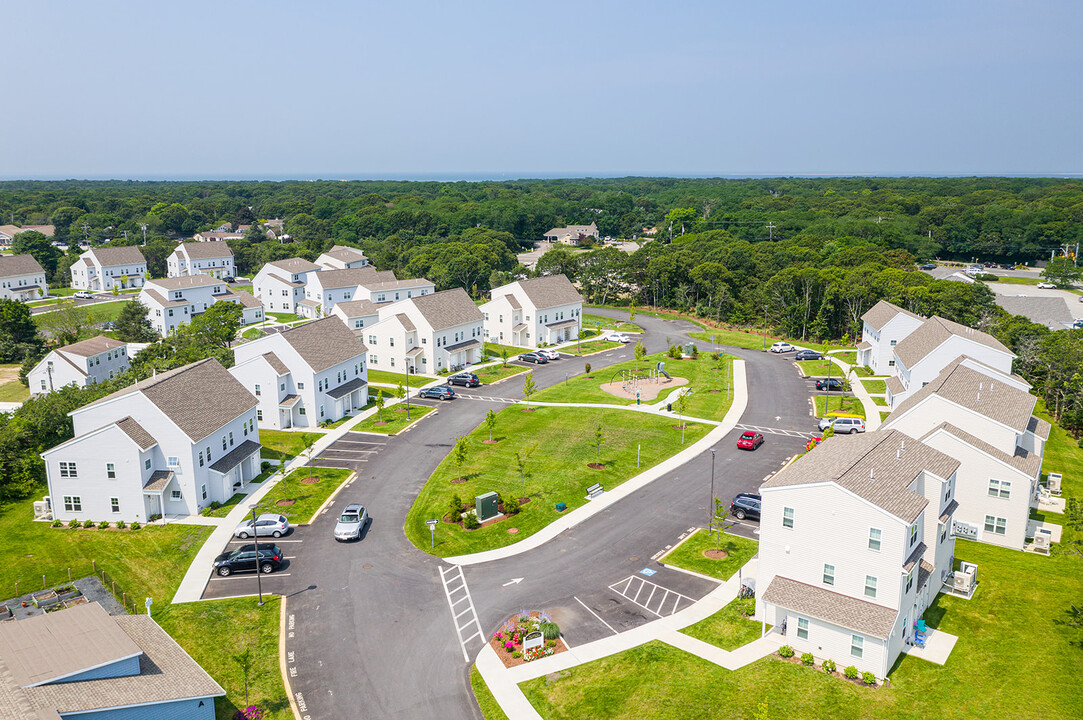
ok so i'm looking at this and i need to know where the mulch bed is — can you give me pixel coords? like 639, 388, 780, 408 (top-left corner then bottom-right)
521, 407, 536, 412
587, 463, 606, 469
395, 407, 409, 412
702, 549, 729, 559
489, 612, 571, 669
300, 476, 321, 484
374, 421, 388, 426
276, 499, 296, 506
774, 655, 887, 689
482, 439, 498, 444
708, 389, 723, 393
450, 477, 468, 484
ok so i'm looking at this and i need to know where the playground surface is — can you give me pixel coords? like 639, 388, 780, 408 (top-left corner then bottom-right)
600, 376, 688, 401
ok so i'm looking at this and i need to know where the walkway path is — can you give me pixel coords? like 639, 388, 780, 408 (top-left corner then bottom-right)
824, 349, 886, 431
476, 557, 783, 718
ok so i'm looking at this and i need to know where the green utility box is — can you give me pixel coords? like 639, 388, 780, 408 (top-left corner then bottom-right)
476, 492, 500, 522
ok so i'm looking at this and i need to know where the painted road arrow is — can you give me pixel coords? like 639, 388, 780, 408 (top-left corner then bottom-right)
502, 578, 523, 587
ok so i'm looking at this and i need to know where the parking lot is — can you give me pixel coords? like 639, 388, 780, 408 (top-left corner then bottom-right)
311, 432, 390, 472
201, 530, 306, 600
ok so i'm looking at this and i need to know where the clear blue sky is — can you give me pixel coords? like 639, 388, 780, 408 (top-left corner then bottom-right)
3, 1, 1081, 179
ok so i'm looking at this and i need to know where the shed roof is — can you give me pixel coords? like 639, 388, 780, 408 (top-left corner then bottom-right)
761, 576, 898, 639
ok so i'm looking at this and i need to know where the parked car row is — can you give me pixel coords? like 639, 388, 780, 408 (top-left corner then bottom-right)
214, 544, 284, 576
518, 349, 561, 363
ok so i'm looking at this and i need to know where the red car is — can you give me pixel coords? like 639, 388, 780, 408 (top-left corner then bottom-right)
737, 431, 764, 450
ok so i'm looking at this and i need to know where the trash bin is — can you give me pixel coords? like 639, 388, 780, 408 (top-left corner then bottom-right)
667, 403, 672, 412
556, 502, 567, 512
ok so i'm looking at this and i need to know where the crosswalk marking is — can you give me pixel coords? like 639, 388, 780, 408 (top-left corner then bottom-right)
608, 575, 694, 617
736, 423, 812, 439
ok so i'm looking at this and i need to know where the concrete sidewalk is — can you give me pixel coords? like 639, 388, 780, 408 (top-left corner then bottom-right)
848, 371, 884, 431
446, 360, 747, 566
476, 556, 782, 717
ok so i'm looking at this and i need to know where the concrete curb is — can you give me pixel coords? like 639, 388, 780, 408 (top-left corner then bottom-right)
446, 359, 748, 566
280, 597, 302, 720
304, 471, 357, 525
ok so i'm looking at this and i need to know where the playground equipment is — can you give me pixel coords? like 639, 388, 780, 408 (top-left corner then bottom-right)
656, 360, 671, 380
609, 367, 671, 394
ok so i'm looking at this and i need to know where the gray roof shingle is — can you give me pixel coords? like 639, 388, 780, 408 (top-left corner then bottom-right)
175, 242, 234, 260
762, 430, 958, 522
114, 417, 156, 450
57, 335, 126, 358
279, 317, 368, 372
894, 315, 1011, 368
208, 439, 260, 474
0, 254, 45, 280
921, 422, 1042, 477
267, 258, 321, 274
516, 275, 582, 309
261, 352, 290, 376
148, 275, 222, 290
995, 295, 1074, 328
84, 246, 146, 267
761, 576, 898, 639
409, 288, 484, 330
322, 245, 367, 262
861, 300, 922, 331
82, 359, 256, 443
334, 299, 379, 317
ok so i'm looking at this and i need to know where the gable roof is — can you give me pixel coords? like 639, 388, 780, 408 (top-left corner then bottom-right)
885, 357, 1036, 432
84, 246, 146, 267
995, 295, 1074, 328
81, 359, 255, 443
894, 315, 1011, 368
762, 576, 898, 639
920, 422, 1041, 477
278, 317, 367, 372
57, 335, 126, 358
267, 258, 321, 274
333, 299, 379, 317
322, 245, 367, 262
0, 224, 54, 239
359, 277, 433, 292
516, 275, 582, 309
261, 352, 290, 376
0, 254, 45, 279
147, 275, 222, 290
220, 289, 262, 308
114, 417, 156, 451
176, 242, 234, 260
861, 300, 922, 331
408, 288, 484, 330
762, 429, 958, 523
140, 288, 187, 308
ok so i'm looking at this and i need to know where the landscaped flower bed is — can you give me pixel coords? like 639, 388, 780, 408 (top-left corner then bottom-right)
489, 610, 568, 669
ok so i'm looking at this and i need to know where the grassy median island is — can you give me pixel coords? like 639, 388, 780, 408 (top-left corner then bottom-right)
813, 394, 865, 419
258, 429, 324, 462
660, 529, 759, 581
861, 379, 887, 394
796, 358, 844, 377
351, 403, 434, 434
404, 406, 710, 557
582, 313, 641, 333
474, 361, 529, 384
531, 352, 734, 421
262, 466, 353, 524
366, 369, 431, 388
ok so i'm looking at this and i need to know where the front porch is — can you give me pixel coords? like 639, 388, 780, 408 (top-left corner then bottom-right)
208, 440, 262, 502
442, 338, 483, 372
543, 319, 578, 345
326, 377, 368, 418
279, 394, 302, 428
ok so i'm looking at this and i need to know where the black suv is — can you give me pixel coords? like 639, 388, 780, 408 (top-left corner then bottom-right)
213, 544, 284, 576
816, 377, 846, 391
794, 349, 822, 361
730, 493, 761, 521
448, 372, 480, 387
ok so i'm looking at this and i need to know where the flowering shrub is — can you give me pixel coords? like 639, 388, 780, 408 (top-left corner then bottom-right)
492, 631, 503, 642
233, 707, 264, 720
523, 646, 555, 662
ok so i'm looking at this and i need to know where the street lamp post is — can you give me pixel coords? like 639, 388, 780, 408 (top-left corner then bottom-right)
709, 449, 716, 526
249, 504, 264, 607
762, 306, 768, 351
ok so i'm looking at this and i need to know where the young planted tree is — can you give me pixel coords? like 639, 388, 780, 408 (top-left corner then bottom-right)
375, 392, 386, 423
588, 420, 604, 467
452, 435, 468, 482
633, 339, 647, 374
709, 497, 731, 552
522, 372, 536, 404
500, 347, 510, 368
514, 443, 536, 500
233, 645, 253, 707
485, 408, 497, 442
675, 386, 691, 439
584, 362, 591, 377
629, 307, 637, 322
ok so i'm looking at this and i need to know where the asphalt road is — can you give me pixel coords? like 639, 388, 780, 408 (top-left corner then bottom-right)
202, 310, 821, 719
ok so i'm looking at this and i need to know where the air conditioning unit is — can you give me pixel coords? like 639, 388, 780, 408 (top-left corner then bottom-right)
1033, 531, 1051, 554
33, 501, 49, 517
953, 572, 973, 594
959, 561, 978, 581
1047, 473, 1062, 495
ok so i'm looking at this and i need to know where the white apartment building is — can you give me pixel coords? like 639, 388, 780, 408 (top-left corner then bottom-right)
252, 258, 322, 315
69, 246, 147, 292
41, 359, 261, 523
332, 299, 381, 337
365, 288, 484, 374
0, 223, 54, 246
886, 315, 1014, 408
298, 267, 434, 318
27, 336, 131, 395
758, 430, 960, 680
0, 253, 49, 301
139, 276, 261, 335
167, 242, 236, 278
855, 301, 924, 375
881, 356, 1048, 550
317, 244, 370, 269
192, 230, 244, 242
231, 317, 368, 429
543, 222, 599, 245
481, 274, 583, 348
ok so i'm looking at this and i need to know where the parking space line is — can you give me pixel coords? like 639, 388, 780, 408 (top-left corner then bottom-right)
608, 575, 694, 617
208, 573, 292, 582
573, 596, 618, 635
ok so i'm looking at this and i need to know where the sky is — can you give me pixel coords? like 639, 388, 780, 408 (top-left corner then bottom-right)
2, 1, 1081, 180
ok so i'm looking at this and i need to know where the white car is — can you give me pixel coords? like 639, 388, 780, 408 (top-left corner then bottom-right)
769, 342, 795, 353
234, 513, 290, 539
537, 348, 560, 360
818, 417, 866, 434
73, 291, 94, 299
603, 332, 631, 343
1037, 282, 1056, 289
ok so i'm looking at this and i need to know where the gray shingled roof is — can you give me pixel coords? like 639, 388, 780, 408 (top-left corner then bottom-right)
279, 317, 368, 372
142, 470, 174, 492
4, 606, 224, 715
763, 430, 957, 523
886, 376, 904, 395
82, 359, 256, 443
58, 335, 126, 358
921, 422, 1042, 477
360, 277, 433, 292
517, 275, 582, 309
334, 299, 379, 317
115, 417, 156, 450
85, 246, 146, 267
311, 267, 377, 289
267, 258, 321, 274
322, 245, 367, 262
885, 358, 1036, 432
893, 315, 1011, 368
409, 288, 484, 330
209, 440, 260, 474
761, 576, 898, 639
995, 295, 1074, 328
394, 313, 416, 331
148, 275, 222, 290
504, 294, 522, 310
140, 288, 186, 307
0, 254, 45, 279
176, 242, 234, 260
861, 300, 922, 331
220, 289, 262, 308
325, 377, 367, 399
261, 352, 290, 376
1027, 415, 1051, 440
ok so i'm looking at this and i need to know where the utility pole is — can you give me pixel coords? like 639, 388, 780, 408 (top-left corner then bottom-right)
766, 221, 776, 240
140, 223, 147, 245
81, 223, 89, 245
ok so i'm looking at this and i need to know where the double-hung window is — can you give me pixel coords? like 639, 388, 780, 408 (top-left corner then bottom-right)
984, 515, 1007, 535
796, 617, 809, 640
106, 463, 115, 479
868, 528, 882, 551
782, 507, 794, 528
110, 497, 120, 513
909, 524, 919, 547
822, 564, 835, 586
64, 496, 82, 512
864, 576, 877, 598
851, 635, 864, 658
988, 479, 1011, 499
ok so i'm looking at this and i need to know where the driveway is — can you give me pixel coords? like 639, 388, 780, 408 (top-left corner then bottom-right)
214, 311, 814, 719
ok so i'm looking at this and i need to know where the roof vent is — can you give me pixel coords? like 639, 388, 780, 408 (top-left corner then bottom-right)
870, 467, 876, 482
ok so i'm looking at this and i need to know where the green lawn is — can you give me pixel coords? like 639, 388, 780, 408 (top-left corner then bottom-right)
582, 313, 641, 333
813, 394, 865, 419
475, 362, 529, 385
484, 341, 527, 359
201, 492, 248, 518
267, 311, 302, 322
404, 406, 710, 557
690, 329, 846, 354
351, 403, 434, 434
522, 539, 1083, 719
85, 300, 129, 324
260, 466, 353, 524
833, 351, 858, 364
531, 353, 735, 422
367, 369, 431, 388
796, 359, 845, 377
1035, 399, 1082, 498
0, 380, 29, 402
242, 327, 265, 340
851, 365, 875, 377
471, 666, 511, 720
48, 286, 79, 297
660, 529, 760, 581
861, 379, 887, 394
680, 597, 765, 651
0, 496, 289, 719
258, 429, 324, 462
561, 338, 623, 355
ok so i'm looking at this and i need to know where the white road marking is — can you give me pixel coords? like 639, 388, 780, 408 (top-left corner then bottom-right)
574, 596, 619, 635
735, 423, 810, 439
502, 578, 523, 586
439, 565, 484, 662
208, 573, 292, 582
608, 575, 694, 617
